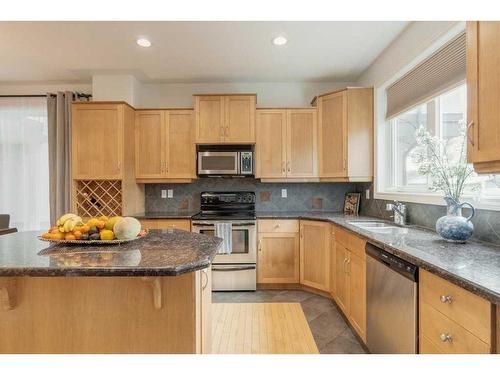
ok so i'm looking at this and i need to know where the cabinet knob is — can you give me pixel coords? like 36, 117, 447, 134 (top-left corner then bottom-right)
440, 333, 453, 343
440, 295, 453, 304
274, 224, 280, 229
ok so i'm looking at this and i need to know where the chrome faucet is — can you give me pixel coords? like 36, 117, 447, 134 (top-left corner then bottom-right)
386, 201, 407, 226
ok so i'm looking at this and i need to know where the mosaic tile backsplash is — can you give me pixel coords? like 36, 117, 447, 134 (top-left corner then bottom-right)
145, 179, 363, 213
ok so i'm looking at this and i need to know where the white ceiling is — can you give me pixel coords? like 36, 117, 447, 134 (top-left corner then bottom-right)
0, 21, 409, 84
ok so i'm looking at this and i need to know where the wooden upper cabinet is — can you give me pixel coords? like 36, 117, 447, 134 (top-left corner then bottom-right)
72, 103, 124, 180
224, 95, 256, 143
287, 109, 317, 178
135, 109, 195, 181
299, 220, 330, 292
256, 109, 287, 178
467, 21, 500, 173
256, 108, 317, 180
135, 110, 165, 179
166, 110, 196, 179
195, 94, 256, 144
316, 87, 373, 181
195, 96, 224, 143
318, 91, 346, 177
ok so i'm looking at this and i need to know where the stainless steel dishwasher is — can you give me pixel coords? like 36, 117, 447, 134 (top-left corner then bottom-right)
366, 243, 418, 354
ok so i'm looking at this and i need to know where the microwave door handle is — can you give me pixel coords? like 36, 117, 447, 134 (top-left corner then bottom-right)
236, 152, 241, 174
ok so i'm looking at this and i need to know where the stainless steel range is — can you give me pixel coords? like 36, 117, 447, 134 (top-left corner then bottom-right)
191, 191, 256, 291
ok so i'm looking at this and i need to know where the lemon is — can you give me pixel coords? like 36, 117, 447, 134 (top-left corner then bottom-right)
105, 216, 123, 231
99, 229, 115, 241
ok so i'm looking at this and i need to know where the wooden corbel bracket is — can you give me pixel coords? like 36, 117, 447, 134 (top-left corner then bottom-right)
0, 278, 17, 310
141, 277, 162, 310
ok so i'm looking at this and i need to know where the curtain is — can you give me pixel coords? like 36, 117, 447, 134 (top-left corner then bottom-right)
0, 97, 50, 231
47, 92, 87, 224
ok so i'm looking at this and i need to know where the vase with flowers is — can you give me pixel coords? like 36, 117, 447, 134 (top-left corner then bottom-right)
412, 123, 479, 242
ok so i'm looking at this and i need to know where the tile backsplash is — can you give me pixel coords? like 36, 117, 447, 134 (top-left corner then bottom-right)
145, 179, 363, 213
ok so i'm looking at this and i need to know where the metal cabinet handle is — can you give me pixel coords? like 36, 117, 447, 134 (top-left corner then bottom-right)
258, 240, 262, 252
287, 161, 291, 172
282, 161, 286, 174
343, 257, 348, 273
165, 161, 168, 173
467, 121, 474, 147
201, 269, 209, 290
440, 295, 453, 304
440, 333, 453, 343
225, 126, 229, 138
274, 224, 280, 229
117, 162, 121, 172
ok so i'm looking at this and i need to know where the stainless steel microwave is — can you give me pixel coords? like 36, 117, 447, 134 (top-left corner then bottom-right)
197, 145, 254, 176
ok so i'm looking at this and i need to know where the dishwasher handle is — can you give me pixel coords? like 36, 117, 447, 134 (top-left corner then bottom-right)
365, 243, 418, 282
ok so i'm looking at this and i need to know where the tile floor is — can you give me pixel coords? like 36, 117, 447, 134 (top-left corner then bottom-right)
213, 289, 367, 354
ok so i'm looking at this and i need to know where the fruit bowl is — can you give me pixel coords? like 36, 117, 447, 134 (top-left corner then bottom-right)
38, 229, 148, 245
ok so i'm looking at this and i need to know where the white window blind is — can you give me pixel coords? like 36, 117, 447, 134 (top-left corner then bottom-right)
386, 32, 466, 120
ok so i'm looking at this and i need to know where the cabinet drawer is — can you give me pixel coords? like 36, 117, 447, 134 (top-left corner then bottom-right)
335, 227, 366, 259
419, 334, 443, 354
420, 302, 490, 354
420, 269, 491, 344
258, 219, 299, 233
139, 219, 191, 231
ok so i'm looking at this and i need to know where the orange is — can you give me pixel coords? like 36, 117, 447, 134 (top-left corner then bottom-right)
49, 227, 60, 234
65, 234, 76, 241
79, 225, 90, 233
50, 232, 64, 240
86, 218, 99, 227
41, 232, 51, 239
96, 220, 106, 229
73, 230, 82, 239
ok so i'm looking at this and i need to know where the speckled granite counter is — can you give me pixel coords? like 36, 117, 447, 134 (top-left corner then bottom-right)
132, 211, 198, 219
257, 211, 500, 304
0, 229, 221, 277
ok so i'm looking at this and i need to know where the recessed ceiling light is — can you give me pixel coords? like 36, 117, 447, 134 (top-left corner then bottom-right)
272, 36, 288, 46
136, 38, 152, 47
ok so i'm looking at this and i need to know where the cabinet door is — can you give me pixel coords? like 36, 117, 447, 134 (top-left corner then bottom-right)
224, 95, 256, 143
72, 104, 123, 179
299, 220, 330, 291
335, 243, 350, 314
318, 91, 347, 178
329, 225, 337, 299
135, 110, 166, 179
286, 109, 317, 178
200, 267, 212, 354
166, 110, 195, 178
255, 110, 287, 178
138, 219, 191, 231
348, 252, 366, 341
257, 232, 299, 284
195, 96, 224, 143
467, 21, 500, 173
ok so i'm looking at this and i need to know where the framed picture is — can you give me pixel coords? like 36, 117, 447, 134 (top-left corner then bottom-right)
343, 192, 361, 215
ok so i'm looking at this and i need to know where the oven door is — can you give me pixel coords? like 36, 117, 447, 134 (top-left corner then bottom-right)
192, 221, 256, 264
197, 151, 239, 175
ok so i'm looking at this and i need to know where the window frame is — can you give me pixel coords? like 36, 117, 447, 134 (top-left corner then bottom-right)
375, 82, 500, 211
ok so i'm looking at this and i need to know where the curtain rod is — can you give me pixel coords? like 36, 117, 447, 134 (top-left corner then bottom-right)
0, 93, 92, 98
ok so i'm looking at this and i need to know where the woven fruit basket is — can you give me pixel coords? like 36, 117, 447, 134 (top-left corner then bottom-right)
38, 229, 149, 245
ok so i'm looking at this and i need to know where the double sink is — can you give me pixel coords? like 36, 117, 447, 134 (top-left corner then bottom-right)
347, 220, 409, 235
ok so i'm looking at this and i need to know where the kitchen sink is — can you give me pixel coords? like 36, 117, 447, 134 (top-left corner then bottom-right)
347, 221, 408, 235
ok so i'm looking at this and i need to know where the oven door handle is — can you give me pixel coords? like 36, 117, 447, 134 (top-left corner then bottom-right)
192, 222, 255, 227
212, 265, 256, 272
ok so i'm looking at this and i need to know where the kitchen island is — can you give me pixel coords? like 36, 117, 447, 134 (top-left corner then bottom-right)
0, 229, 221, 354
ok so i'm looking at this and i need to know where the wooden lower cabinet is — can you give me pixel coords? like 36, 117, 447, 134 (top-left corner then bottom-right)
334, 242, 350, 313
197, 267, 212, 354
139, 219, 191, 231
299, 220, 330, 292
332, 227, 366, 342
419, 269, 493, 354
257, 220, 299, 284
348, 252, 366, 341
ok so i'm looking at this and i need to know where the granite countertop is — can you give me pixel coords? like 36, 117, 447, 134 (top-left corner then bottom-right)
0, 229, 222, 277
132, 211, 198, 219
258, 211, 500, 304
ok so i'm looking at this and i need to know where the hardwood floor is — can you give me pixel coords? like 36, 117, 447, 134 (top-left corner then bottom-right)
213, 289, 367, 354
212, 302, 319, 354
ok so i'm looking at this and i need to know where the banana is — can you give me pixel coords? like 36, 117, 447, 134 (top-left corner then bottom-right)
63, 218, 79, 233
57, 213, 78, 226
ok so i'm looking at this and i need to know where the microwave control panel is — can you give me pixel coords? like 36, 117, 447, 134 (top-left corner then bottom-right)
240, 152, 253, 174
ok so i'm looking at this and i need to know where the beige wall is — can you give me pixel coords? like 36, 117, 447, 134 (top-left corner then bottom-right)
0, 82, 92, 96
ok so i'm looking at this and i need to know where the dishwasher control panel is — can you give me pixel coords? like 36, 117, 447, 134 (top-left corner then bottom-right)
366, 243, 418, 281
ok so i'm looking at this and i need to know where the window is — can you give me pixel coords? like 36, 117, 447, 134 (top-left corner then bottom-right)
0, 97, 50, 231
379, 83, 500, 207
